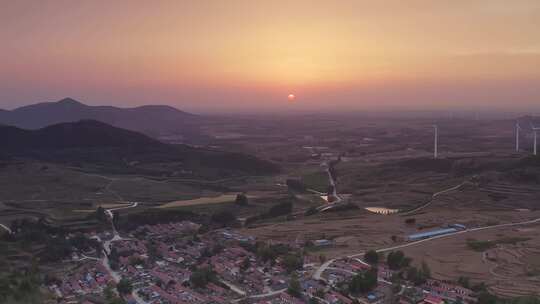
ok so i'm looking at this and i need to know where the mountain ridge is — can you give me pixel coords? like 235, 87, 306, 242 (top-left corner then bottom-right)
0, 98, 201, 139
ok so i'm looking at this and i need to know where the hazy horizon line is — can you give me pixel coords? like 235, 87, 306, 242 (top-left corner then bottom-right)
2, 96, 539, 118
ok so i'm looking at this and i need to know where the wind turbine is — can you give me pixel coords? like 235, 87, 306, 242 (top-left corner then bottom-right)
433, 124, 438, 159
531, 122, 539, 156
515, 121, 521, 152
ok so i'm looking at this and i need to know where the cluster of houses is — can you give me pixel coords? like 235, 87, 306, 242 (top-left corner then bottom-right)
317, 258, 477, 304
48, 261, 114, 302
48, 221, 479, 304
50, 222, 312, 303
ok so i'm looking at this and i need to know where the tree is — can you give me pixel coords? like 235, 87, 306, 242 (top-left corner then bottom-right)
363, 268, 378, 291
190, 267, 216, 289
116, 278, 133, 295
108, 297, 127, 304
147, 241, 162, 262
309, 297, 320, 304
407, 262, 431, 286
421, 261, 431, 279
405, 218, 416, 225
364, 250, 379, 265
240, 257, 251, 271
349, 268, 378, 294
109, 247, 120, 270
283, 254, 303, 273
477, 292, 499, 304
402, 257, 412, 268
387, 251, 405, 270
96, 206, 107, 222
457, 276, 470, 288
104, 284, 115, 300
286, 179, 307, 192
112, 211, 120, 228
103, 285, 126, 304
256, 244, 279, 263
129, 256, 145, 266
287, 274, 302, 298
235, 193, 249, 206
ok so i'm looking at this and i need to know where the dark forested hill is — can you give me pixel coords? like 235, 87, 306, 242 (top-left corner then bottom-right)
0, 120, 279, 178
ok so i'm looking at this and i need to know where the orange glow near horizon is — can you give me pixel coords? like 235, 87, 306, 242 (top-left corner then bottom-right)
1, 1, 540, 112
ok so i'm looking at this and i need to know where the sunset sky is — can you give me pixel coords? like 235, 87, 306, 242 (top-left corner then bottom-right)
1, 0, 539, 113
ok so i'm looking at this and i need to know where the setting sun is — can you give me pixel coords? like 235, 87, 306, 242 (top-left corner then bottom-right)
288, 94, 296, 102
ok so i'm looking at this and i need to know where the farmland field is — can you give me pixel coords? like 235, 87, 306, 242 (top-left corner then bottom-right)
157, 194, 240, 208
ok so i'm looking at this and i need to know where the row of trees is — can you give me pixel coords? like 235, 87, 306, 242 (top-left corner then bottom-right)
363, 249, 412, 270
364, 249, 431, 285
254, 242, 293, 265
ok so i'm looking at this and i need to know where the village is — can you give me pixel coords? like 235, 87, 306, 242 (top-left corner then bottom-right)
47, 220, 479, 304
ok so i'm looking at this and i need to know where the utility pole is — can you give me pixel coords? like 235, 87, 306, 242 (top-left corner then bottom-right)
433, 125, 438, 159
516, 122, 520, 152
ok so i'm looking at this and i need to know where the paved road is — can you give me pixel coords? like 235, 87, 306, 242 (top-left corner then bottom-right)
326, 165, 340, 202
105, 202, 139, 238
105, 202, 139, 219
231, 288, 288, 303
74, 254, 100, 262
0, 223, 12, 234
248, 288, 288, 299
220, 279, 246, 296
313, 258, 336, 280
98, 203, 143, 303
400, 181, 468, 216
316, 162, 343, 212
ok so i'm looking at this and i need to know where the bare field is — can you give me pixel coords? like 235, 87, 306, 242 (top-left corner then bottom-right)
157, 194, 239, 208
401, 225, 540, 297
241, 206, 540, 252
0, 161, 113, 203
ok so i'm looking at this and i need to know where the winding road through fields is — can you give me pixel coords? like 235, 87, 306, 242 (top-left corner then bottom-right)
98, 202, 147, 303
316, 161, 343, 212
400, 180, 469, 216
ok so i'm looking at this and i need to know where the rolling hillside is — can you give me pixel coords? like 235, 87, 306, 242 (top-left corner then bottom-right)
0, 120, 279, 178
